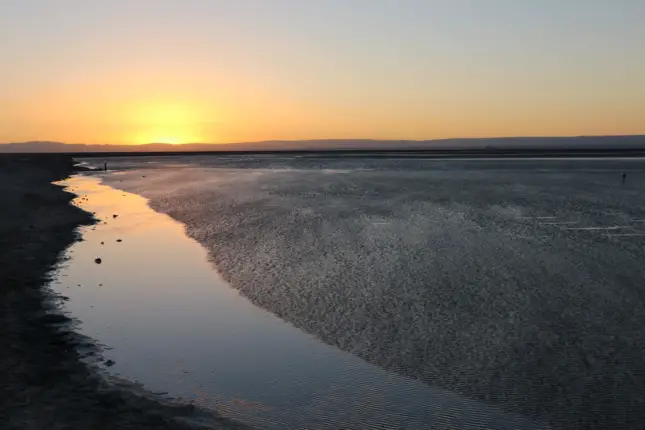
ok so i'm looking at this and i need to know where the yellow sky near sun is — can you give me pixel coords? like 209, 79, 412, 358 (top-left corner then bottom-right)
3, 55, 643, 145
3, 61, 644, 145
3, 89, 642, 145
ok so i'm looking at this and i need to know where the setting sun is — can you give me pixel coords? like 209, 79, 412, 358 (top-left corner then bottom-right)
132, 130, 204, 145
142, 136, 184, 145
127, 103, 208, 145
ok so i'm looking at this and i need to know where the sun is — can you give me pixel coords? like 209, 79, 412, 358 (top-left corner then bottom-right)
133, 131, 200, 145
146, 136, 184, 145
127, 103, 207, 145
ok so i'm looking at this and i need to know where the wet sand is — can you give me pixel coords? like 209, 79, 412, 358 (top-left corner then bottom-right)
99, 155, 645, 429
0, 155, 245, 429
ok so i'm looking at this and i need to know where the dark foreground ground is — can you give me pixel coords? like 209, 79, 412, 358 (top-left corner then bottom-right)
0, 155, 244, 429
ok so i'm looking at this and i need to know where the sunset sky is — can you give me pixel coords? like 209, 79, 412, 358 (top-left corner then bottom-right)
1, 0, 644, 145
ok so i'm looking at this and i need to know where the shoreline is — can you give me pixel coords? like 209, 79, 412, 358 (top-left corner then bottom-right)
0, 155, 245, 429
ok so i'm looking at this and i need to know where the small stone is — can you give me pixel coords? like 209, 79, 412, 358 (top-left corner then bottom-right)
94, 258, 102, 264
116, 239, 122, 242
112, 214, 118, 218
100, 242, 104, 245
105, 359, 115, 367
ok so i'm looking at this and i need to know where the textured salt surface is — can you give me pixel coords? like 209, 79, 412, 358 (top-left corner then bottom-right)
54, 175, 542, 429
91, 156, 645, 428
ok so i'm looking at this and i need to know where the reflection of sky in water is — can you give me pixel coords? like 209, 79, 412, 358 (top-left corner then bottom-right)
52, 175, 546, 429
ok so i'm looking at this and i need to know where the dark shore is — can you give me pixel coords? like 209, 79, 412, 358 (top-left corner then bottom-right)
0, 155, 245, 429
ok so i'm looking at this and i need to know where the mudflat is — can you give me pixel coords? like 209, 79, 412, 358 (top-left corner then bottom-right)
102, 155, 645, 428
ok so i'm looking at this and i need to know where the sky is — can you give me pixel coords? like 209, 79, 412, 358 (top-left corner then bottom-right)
1, 0, 644, 145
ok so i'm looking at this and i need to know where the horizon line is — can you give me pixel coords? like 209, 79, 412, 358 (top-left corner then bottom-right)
4, 133, 645, 146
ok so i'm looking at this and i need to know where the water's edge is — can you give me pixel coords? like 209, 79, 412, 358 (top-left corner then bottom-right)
53, 172, 249, 430
53, 172, 546, 429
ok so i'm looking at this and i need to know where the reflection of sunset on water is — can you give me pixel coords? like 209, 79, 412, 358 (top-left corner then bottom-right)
52, 173, 538, 430
69, 178, 164, 236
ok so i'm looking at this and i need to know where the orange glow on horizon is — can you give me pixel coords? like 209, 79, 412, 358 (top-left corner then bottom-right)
2, 67, 644, 145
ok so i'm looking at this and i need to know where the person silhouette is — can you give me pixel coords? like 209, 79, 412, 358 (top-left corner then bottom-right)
622, 173, 627, 185
104, 162, 108, 172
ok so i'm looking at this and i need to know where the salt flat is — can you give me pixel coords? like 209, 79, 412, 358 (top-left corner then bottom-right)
94, 156, 645, 428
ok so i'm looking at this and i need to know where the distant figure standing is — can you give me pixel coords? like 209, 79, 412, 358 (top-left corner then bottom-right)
104, 162, 108, 172
622, 172, 627, 185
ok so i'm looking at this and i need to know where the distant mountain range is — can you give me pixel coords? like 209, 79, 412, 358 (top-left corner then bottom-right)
1, 135, 645, 153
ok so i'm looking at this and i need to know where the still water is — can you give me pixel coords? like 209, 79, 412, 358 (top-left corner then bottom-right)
52, 174, 545, 429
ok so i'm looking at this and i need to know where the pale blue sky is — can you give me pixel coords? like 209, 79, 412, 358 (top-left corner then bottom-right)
1, 0, 644, 143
